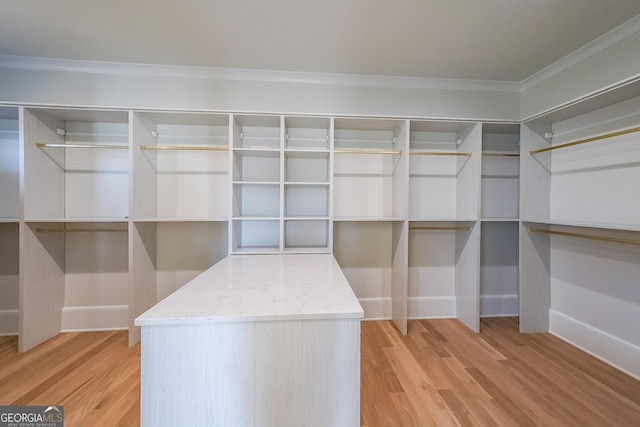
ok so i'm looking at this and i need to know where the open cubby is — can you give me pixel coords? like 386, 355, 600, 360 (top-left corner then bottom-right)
284, 219, 330, 253
20, 222, 129, 351
132, 112, 230, 220
284, 116, 330, 150
23, 108, 130, 221
409, 121, 481, 221
232, 219, 281, 253
333, 118, 407, 220
407, 221, 481, 330
479, 221, 519, 317
481, 123, 520, 220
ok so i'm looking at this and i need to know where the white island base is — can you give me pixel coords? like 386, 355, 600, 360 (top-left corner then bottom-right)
135, 254, 364, 427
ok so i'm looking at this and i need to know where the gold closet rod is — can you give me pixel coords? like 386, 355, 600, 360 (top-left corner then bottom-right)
482, 152, 519, 157
530, 227, 640, 246
36, 228, 127, 233
410, 226, 471, 231
140, 145, 229, 151
529, 126, 640, 155
37, 143, 128, 150
334, 149, 402, 155
410, 151, 472, 157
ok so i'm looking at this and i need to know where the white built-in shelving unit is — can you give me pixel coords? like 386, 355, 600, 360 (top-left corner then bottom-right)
20, 108, 130, 351
520, 93, 640, 378
407, 121, 481, 331
5, 87, 639, 380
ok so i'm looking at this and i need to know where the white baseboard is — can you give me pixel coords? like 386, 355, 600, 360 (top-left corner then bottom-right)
407, 296, 456, 319
480, 294, 518, 318
358, 297, 391, 320
0, 309, 19, 336
549, 309, 640, 381
61, 305, 129, 332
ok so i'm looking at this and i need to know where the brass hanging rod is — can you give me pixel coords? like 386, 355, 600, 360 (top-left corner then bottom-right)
36, 228, 127, 233
410, 226, 471, 231
482, 152, 520, 157
529, 227, 640, 246
140, 145, 229, 151
410, 151, 472, 157
334, 149, 402, 155
37, 143, 128, 150
529, 126, 640, 155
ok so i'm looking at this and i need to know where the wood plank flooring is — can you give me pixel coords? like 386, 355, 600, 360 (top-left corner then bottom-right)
1, 318, 639, 426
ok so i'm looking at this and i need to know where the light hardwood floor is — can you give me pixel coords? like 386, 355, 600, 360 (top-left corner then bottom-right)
1, 318, 639, 426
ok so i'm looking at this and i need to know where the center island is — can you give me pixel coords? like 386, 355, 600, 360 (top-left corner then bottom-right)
135, 253, 364, 427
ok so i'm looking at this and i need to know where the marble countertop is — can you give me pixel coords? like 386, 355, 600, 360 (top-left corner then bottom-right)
135, 254, 364, 326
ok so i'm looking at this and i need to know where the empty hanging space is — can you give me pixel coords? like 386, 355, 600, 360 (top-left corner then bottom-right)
333, 118, 407, 220
23, 108, 129, 221
133, 112, 230, 220
231, 114, 282, 253
407, 221, 481, 331
284, 116, 331, 252
409, 121, 481, 221
20, 222, 129, 352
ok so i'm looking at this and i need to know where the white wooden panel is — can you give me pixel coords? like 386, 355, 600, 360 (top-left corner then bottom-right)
254, 319, 360, 427
456, 124, 482, 220
0, 119, 19, 219
22, 109, 65, 219
129, 222, 157, 345
19, 223, 64, 352
131, 112, 158, 219
519, 222, 551, 332
140, 322, 255, 427
391, 221, 408, 334
233, 184, 280, 217
455, 222, 481, 332
520, 124, 552, 222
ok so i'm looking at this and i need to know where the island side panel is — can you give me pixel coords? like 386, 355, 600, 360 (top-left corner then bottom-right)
140, 322, 255, 427
254, 318, 361, 427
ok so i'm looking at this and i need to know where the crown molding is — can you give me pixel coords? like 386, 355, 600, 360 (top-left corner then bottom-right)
0, 54, 520, 93
2, 13, 639, 97
521, 14, 640, 92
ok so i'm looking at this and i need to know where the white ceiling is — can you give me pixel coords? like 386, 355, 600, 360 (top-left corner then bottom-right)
1, 0, 640, 82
